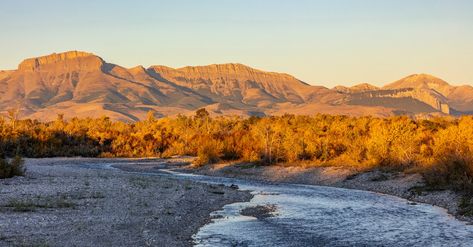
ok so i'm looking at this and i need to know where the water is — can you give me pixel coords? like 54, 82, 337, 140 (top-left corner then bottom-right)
87, 162, 473, 246
166, 171, 473, 247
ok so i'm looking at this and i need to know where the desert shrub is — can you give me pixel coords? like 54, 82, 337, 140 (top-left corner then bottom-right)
422, 120, 473, 191
458, 196, 473, 216
3, 110, 473, 193
194, 139, 223, 167
238, 133, 261, 162
423, 158, 473, 191
366, 118, 420, 170
0, 156, 25, 179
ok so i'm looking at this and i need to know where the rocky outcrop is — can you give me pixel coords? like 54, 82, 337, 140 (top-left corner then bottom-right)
349, 88, 450, 114
149, 63, 317, 105
391, 88, 450, 114
18, 51, 102, 71
334, 83, 379, 93
351, 83, 380, 92
390, 89, 450, 114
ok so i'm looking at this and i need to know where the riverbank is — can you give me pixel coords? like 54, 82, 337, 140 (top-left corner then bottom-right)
119, 158, 473, 246
2, 157, 471, 246
0, 158, 252, 247
165, 158, 472, 223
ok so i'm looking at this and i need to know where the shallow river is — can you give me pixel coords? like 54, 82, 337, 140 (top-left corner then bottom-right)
102, 162, 473, 247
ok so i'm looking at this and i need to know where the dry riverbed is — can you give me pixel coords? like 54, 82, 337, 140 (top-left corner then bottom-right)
0, 158, 251, 247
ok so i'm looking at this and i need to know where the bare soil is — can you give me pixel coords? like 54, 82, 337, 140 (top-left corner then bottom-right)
0, 158, 252, 247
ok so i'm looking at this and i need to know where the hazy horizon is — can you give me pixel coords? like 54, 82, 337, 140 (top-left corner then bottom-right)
1, 0, 472, 87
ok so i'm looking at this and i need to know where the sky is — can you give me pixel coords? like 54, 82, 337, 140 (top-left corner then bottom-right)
1, 0, 472, 87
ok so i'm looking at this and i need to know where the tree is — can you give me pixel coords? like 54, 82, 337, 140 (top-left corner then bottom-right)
195, 108, 210, 119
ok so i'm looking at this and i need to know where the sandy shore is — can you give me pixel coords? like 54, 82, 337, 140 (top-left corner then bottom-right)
0, 158, 251, 247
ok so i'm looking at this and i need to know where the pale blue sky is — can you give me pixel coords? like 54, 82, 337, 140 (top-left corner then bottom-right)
1, 0, 472, 87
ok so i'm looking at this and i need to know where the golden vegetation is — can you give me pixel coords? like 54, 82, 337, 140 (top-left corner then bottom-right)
1, 109, 473, 191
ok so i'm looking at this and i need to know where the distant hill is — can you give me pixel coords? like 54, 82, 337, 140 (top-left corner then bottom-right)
1, 51, 472, 121
383, 74, 473, 113
333, 83, 379, 93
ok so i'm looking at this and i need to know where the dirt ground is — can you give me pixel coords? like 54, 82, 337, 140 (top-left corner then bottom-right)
0, 158, 251, 247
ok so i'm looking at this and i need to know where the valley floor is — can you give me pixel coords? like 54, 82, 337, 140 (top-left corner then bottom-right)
0, 158, 251, 247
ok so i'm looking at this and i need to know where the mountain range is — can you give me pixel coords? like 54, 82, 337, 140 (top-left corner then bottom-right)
1, 51, 472, 121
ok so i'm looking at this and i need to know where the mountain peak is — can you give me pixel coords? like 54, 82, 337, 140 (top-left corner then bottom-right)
385, 73, 450, 89
18, 51, 101, 71
404, 73, 449, 84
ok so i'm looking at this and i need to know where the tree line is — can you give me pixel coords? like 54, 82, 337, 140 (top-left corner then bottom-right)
1, 109, 472, 191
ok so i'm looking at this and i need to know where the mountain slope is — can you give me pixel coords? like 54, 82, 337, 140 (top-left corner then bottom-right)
1, 51, 472, 121
382, 74, 473, 113
384, 74, 452, 95
149, 63, 328, 106
0, 51, 214, 121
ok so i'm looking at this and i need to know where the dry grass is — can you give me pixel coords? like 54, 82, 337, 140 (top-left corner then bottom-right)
3, 197, 76, 212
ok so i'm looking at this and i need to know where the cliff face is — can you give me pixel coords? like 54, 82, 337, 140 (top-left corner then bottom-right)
1, 51, 472, 121
18, 51, 102, 72
149, 63, 315, 105
390, 89, 450, 114
349, 88, 450, 114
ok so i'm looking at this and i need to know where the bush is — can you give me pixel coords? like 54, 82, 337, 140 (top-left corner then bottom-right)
3, 113, 473, 193
366, 118, 419, 169
422, 123, 473, 191
0, 156, 25, 179
423, 158, 473, 192
194, 139, 222, 167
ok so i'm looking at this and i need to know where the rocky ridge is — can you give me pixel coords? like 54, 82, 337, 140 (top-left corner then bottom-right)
0, 51, 472, 121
